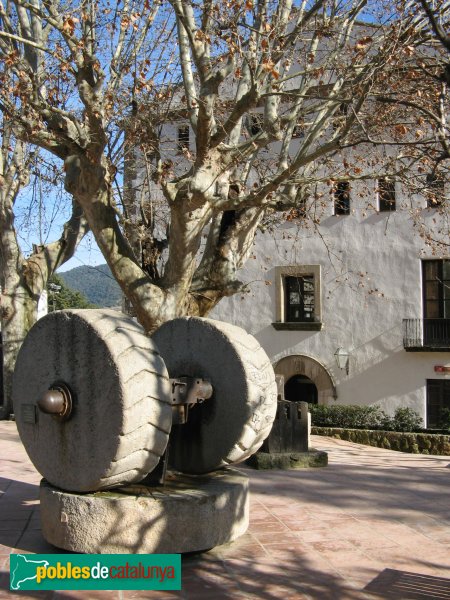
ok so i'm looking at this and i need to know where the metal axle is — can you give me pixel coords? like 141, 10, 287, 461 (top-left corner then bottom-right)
38, 383, 73, 421
37, 377, 213, 426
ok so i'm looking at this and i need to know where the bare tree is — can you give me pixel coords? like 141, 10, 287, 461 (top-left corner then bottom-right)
416, 0, 449, 83
0, 120, 87, 418
0, 0, 448, 345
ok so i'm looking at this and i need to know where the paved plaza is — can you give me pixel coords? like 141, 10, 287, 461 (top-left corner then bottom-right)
0, 420, 449, 599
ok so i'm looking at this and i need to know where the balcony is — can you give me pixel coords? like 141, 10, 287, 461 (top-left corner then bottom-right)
403, 319, 450, 351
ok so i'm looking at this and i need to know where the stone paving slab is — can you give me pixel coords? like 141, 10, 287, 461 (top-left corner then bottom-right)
0, 421, 449, 599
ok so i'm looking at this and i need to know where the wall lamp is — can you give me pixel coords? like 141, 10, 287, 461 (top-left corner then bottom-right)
334, 347, 350, 375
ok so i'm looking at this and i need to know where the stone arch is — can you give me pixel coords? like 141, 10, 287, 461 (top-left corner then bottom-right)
274, 354, 336, 405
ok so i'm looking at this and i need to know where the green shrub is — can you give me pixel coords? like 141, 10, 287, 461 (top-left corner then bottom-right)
417, 435, 431, 450
388, 407, 423, 432
308, 404, 389, 430
309, 404, 423, 433
400, 436, 411, 451
390, 438, 401, 451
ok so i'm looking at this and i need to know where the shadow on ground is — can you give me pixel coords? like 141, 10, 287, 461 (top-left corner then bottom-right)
243, 452, 450, 524
1, 432, 449, 599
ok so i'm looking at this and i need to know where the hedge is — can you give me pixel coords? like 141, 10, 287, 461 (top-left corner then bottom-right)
311, 427, 450, 455
308, 404, 426, 432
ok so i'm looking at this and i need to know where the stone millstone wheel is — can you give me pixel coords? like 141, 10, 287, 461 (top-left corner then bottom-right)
153, 317, 277, 474
40, 470, 249, 554
13, 309, 172, 492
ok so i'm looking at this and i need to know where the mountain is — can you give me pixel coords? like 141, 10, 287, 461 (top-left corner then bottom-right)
58, 264, 122, 308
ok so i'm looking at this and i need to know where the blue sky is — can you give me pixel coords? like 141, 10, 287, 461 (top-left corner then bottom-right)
15, 183, 105, 273
57, 233, 105, 272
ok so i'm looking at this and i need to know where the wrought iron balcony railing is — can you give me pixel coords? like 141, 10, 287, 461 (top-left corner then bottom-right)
403, 318, 450, 351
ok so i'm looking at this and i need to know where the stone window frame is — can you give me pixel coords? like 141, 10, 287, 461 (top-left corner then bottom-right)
272, 265, 323, 331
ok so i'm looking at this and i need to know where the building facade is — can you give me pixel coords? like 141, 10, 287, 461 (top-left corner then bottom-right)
211, 180, 450, 428
129, 65, 449, 430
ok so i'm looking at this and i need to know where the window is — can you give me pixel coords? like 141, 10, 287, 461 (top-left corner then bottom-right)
273, 265, 322, 330
177, 126, 190, 152
422, 259, 450, 347
247, 114, 263, 136
298, 196, 307, 217
292, 123, 305, 138
378, 178, 396, 211
427, 380, 450, 428
422, 260, 450, 320
426, 173, 445, 208
285, 275, 315, 322
332, 103, 349, 131
334, 181, 350, 215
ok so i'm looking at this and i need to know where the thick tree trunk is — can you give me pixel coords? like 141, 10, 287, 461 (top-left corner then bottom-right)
66, 157, 187, 332
0, 149, 87, 419
0, 272, 37, 419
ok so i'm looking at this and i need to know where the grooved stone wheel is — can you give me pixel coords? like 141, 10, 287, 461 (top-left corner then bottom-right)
153, 317, 277, 474
13, 309, 172, 492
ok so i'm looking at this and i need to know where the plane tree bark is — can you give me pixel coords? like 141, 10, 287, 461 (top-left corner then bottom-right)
0, 122, 87, 417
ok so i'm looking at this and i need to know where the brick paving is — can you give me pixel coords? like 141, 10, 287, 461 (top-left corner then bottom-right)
0, 420, 449, 599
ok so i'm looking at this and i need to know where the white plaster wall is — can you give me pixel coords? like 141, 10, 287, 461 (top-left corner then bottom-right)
133, 113, 449, 426
211, 182, 450, 423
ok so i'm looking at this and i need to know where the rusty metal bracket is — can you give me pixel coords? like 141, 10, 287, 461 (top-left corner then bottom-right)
169, 377, 213, 424
144, 377, 214, 485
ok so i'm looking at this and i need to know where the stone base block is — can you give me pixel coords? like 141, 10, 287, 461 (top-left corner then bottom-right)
247, 450, 328, 470
40, 469, 249, 554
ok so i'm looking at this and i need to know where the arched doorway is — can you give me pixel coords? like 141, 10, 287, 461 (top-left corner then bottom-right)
275, 354, 336, 405
284, 374, 318, 404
